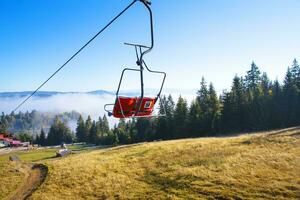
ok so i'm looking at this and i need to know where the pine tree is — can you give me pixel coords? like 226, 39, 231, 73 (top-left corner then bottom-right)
47, 117, 59, 145
155, 96, 168, 139
89, 121, 98, 144
47, 116, 73, 145
127, 119, 137, 143
221, 76, 246, 131
269, 79, 282, 128
174, 96, 188, 138
245, 62, 261, 90
0, 122, 7, 133
102, 115, 110, 133
136, 118, 153, 142
258, 72, 272, 129
155, 95, 175, 140
187, 100, 202, 137
103, 131, 119, 145
118, 119, 126, 129
0, 112, 8, 133
207, 83, 221, 132
290, 59, 300, 124
166, 95, 175, 138
197, 77, 216, 133
260, 72, 271, 96
35, 134, 40, 146
291, 59, 300, 85
115, 122, 131, 144
76, 115, 85, 142
84, 116, 92, 143
283, 63, 300, 125
97, 116, 104, 140
243, 63, 263, 130
197, 77, 209, 113
40, 128, 47, 146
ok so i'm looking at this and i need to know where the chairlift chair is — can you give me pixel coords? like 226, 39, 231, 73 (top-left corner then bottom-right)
104, 0, 166, 118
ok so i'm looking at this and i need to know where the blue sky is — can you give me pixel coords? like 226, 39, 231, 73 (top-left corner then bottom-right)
1, 0, 300, 93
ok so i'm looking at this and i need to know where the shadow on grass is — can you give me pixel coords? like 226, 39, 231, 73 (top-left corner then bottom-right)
141, 170, 244, 200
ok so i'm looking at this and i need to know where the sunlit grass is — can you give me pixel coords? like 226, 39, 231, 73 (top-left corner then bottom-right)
0, 145, 88, 199
0, 162, 24, 199
27, 128, 300, 199
0, 148, 58, 199
0, 145, 88, 164
0, 148, 58, 164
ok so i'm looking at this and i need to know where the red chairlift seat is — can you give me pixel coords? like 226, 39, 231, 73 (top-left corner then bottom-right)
112, 96, 157, 118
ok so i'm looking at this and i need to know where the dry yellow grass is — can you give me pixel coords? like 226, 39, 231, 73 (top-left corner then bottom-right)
27, 128, 300, 200
0, 162, 24, 199
0, 148, 59, 199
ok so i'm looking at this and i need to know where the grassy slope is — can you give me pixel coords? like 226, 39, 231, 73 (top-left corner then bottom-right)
0, 148, 59, 199
0, 162, 24, 199
27, 128, 300, 200
0, 145, 89, 199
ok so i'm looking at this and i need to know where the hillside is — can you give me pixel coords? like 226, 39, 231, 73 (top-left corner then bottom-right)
1, 128, 300, 199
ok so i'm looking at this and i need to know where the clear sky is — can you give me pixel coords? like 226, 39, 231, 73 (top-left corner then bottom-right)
1, 0, 300, 93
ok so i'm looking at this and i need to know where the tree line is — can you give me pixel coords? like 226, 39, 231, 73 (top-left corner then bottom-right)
35, 116, 74, 146
4, 59, 300, 146
105, 59, 300, 144
34, 114, 118, 146
0, 110, 80, 134
221, 59, 300, 131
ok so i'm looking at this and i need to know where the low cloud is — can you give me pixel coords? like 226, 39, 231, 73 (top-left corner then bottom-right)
0, 91, 196, 125
1, 93, 115, 122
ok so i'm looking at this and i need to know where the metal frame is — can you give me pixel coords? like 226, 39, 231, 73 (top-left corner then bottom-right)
104, 0, 167, 118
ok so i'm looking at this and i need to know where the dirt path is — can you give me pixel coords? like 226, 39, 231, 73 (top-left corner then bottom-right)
7, 163, 48, 200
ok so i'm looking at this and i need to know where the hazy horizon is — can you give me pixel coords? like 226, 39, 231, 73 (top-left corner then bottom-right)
0, 91, 196, 126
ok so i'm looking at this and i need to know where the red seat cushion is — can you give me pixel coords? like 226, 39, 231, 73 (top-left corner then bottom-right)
113, 96, 157, 118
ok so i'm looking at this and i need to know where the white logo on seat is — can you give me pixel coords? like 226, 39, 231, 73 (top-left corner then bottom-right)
144, 101, 152, 108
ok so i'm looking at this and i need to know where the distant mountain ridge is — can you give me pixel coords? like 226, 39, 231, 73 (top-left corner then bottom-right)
0, 90, 113, 98
0, 88, 196, 98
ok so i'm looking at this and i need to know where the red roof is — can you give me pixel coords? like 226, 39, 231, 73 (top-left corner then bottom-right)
0, 134, 17, 144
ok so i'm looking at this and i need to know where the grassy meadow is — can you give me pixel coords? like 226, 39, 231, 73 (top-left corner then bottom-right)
1, 128, 299, 199
0, 148, 59, 199
31, 128, 300, 199
0, 145, 90, 199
